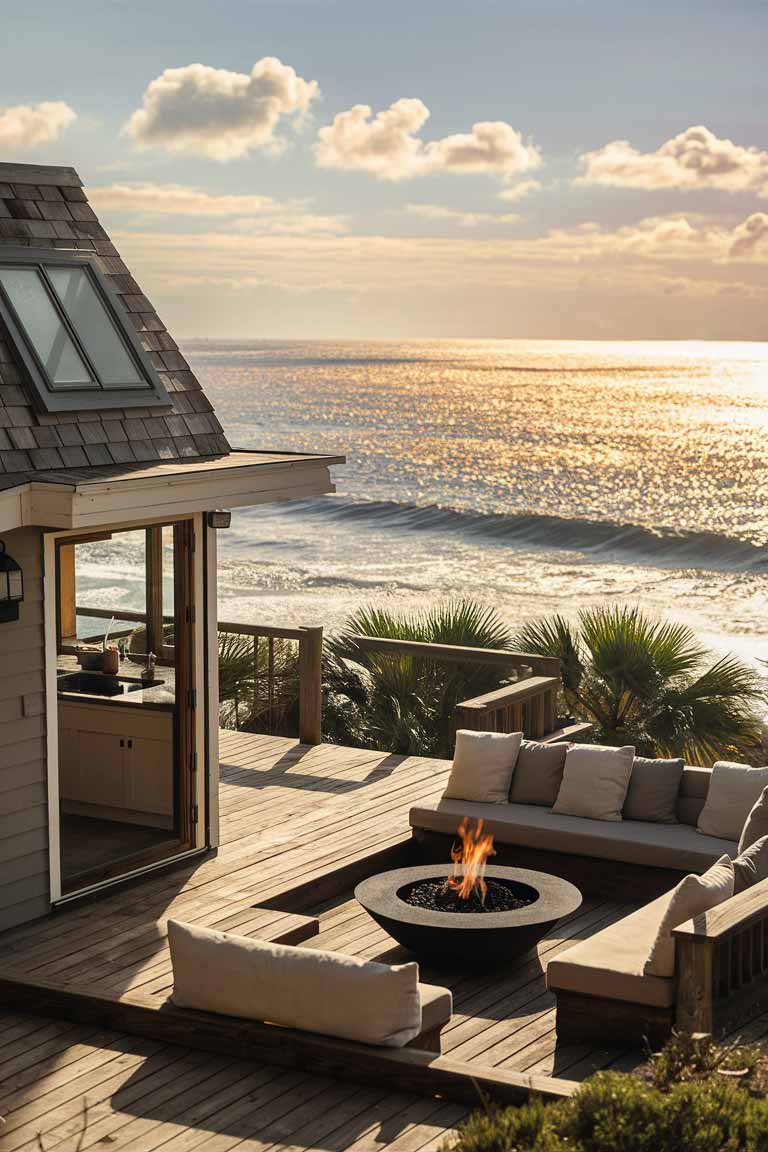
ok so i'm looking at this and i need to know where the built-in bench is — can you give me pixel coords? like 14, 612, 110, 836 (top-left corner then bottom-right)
410, 758, 768, 1045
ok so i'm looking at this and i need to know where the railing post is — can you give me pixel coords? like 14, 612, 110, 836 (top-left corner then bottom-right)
674, 931, 716, 1035
299, 626, 323, 745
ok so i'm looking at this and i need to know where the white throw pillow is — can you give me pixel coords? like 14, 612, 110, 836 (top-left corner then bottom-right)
551, 744, 635, 821
697, 762, 768, 842
442, 729, 523, 804
644, 855, 734, 978
168, 919, 422, 1047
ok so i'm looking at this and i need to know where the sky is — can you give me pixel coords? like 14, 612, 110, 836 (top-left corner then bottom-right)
1, 0, 767, 340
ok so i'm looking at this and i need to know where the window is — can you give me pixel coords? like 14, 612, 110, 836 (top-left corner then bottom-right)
0, 248, 170, 412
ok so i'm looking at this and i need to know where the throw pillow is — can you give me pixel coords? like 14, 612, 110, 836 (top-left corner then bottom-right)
168, 919, 424, 1047
508, 739, 568, 807
622, 756, 684, 824
733, 836, 768, 895
442, 729, 523, 804
644, 855, 734, 977
738, 786, 768, 853
697, 762, 768, 842
552, 744, 635, 821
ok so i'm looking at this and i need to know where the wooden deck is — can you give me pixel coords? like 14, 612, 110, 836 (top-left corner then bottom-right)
0, 731, 652, 1148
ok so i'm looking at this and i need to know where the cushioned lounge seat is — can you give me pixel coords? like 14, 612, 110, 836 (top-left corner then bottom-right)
409, 799, 736, 873
546, 892, 675, 1008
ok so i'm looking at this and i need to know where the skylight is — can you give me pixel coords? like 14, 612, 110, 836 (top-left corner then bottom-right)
0, 248, 169, 412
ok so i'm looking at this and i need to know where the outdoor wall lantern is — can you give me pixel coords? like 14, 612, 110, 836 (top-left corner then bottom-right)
0, 541, 24, 623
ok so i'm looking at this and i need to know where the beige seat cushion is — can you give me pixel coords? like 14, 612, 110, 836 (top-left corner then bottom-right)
508, 739, 568, 807
738, 786, 768, 853
733, 837, 768, 895
697, 762, 768, 841
442, 729, 522, 804
645, 855, 734, 977
552, 744, 634, 821
623, 757, 684, 824
168, 919, 422, 1048
409, 799, 737, 872
547, 893, 675, 1008
418, 982, 453, 1034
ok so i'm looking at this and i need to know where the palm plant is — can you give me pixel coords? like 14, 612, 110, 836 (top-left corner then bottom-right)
218, 630, 299, 735
325, 600, 514, 756
512, 605, 766, 764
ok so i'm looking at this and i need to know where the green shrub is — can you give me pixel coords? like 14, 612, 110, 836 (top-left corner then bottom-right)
445, 1071, 768, 1152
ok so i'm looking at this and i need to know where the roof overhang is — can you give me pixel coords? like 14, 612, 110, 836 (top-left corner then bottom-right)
0, 449, 344, 533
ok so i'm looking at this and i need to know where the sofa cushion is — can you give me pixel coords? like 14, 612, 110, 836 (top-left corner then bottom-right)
508, 739, 568, 807
168, 919, 423, 1047
409, 798, 737, 872
645, 855, 734, 977
738, 786, 768, 853
546, 893, 675, 1008
623, 757, 684, 824
418, 982, 453, 1034
733, 837, 768, 895
697, 761, 768, 841
443, 729, 522, 804
552, 744, 634, 821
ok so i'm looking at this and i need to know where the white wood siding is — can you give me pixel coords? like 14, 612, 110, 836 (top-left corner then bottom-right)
0, 527, 49, 928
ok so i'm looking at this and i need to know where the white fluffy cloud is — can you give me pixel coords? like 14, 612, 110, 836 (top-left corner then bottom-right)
89, 181, 346, 235
316, 98, 541, 181
125, 58, 319, 161
0, 101, 76, 152
578, 126, 768, 195
404, 203, 519, 227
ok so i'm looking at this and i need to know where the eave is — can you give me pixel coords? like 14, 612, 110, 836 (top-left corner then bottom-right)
0, 449, 345, 533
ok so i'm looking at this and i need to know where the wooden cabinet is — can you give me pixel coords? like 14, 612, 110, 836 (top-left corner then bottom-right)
59, 701, 174, 829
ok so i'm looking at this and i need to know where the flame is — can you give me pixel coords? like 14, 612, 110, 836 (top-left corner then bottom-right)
444, 816, 496, 903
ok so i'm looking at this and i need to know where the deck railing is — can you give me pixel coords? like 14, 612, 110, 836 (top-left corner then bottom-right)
73, 606, 323, 745
344, 635, 582, 743
674, 876, 768, 1036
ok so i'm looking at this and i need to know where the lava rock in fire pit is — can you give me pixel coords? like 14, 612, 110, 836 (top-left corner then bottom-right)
403, 878, 535, 915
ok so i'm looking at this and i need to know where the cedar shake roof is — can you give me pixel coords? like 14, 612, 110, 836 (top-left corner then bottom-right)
0, 162, 230, 480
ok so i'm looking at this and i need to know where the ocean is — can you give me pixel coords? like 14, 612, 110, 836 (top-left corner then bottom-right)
81, 339, 768, 668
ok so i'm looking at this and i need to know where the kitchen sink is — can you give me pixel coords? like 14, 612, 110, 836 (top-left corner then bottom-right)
57, 671, 164, 697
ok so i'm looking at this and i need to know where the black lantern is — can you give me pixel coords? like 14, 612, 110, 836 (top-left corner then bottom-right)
0, 541, 23, 623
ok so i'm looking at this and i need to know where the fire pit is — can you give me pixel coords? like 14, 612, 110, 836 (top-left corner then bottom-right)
354, 818, 582, 966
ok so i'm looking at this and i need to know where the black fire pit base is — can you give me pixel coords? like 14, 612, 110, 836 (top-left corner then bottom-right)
355, 864, 582, 968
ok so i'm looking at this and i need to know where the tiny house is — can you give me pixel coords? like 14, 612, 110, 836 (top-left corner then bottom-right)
0, 162, 342, 926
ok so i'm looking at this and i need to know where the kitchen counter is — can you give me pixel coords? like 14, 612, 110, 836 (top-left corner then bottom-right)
56, 654, 176, 711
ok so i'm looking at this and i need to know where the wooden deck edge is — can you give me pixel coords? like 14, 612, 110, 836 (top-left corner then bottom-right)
255, 834, 416, 914
0, 973, 575, 1106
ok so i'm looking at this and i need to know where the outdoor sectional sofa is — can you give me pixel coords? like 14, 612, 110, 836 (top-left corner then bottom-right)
410, 745, 768, 1046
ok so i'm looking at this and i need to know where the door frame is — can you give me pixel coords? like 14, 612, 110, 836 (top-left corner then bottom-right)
43, 511, 213, 903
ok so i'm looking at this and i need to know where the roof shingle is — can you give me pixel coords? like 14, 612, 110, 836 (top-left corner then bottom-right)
0, 162, 231, 481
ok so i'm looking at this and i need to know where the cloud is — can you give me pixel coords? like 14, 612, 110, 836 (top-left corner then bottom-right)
498, 179, 541, 202
0, 101, 76, 152
89, 181, 347, 235
89, 182, 285, 217
404, 203, 519, 227
578, 126, 768, 195
729, 213, 768, 258
125, 57, 320, 161
316, 98, 541, 180
112, 212, 768, 306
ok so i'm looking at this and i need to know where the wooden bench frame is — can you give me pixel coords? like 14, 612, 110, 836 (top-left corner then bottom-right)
554, 882, 768, 1048
674, 876, 768, 1037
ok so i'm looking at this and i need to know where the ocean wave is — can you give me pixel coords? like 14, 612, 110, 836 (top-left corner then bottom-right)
274, 497, 768, 573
